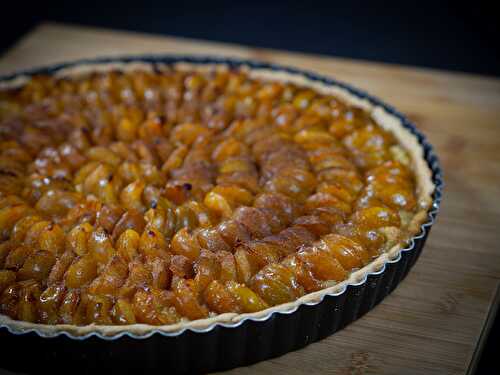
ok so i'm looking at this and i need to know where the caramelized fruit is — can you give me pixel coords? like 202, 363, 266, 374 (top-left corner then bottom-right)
0, 67, 420, 326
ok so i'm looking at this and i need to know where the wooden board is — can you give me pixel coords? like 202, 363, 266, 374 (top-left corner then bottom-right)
1, 22, 500, 375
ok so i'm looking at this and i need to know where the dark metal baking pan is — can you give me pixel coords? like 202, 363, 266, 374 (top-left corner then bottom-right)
0, 55, 443, 374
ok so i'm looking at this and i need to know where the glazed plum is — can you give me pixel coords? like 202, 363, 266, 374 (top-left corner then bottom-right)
0, 67, 421, 326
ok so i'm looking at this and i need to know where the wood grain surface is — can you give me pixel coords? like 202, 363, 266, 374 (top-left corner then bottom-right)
1, 22, 499, 375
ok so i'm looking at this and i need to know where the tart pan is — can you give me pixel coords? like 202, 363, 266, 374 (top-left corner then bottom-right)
0, 56, 443, 374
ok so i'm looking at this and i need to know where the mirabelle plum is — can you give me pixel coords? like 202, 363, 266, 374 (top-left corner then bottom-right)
263, 226, 315, 255
112, 298, 137, 325
171, 228, 201, 261
264, 168, 316, 202
172, 278, 209, 320
196, 228, 231, 253
281, 255, 322, 293
86, 295, 113, 325
305, 192, 351, 215
249, 263, 304, 306
132, 288, 180, 325
120, 180, 146, 212
170, 123, 210, 146
4, 246, 33, 270
38, 223, 65, 255
139, 228, 168, 259
225, 280, 268, 313
317, 234, 370, 270
216, 219, 251, 248
111, 209, 146, 241
9, 215, 43, 245
17, 280, 42, 322
17, 250, 56, 282
194, 249, 221, 292
88, 227, 116, 265
119, 260, 153, 298
328, 107, 366, 139
116, 229, 140, 262
292, 90, 316, 110
23, 220, 51, 248
145, 256, 171, 290
293, 215, 331, 236
212, 138, 249, 163
297, 247, 348, 281
38, 283, 65, 324
161, 145, 188, 173
83, 163, 118, 205
241, 240, 281, 268
65, 255, 98, 288
233, 207, 272, 239
58, 289, 80, 324
0, 205, 30, 240
351, 206, 401, 230
0, 270, 16, 294
215, 251, 238, 282
35, 190, 80, 218
88, 255, 128, 295
204, 280, 241, 314
64, 223, 91, 256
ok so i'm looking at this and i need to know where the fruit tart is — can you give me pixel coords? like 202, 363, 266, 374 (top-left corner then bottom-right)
0, 57, 441, 372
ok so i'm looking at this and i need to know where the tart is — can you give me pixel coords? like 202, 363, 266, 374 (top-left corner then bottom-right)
0, 57, 438, 349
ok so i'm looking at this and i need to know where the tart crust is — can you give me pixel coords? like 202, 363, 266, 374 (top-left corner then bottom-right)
0, 61, 435, 337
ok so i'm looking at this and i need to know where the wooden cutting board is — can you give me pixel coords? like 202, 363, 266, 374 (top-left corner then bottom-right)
1, 22, 499, 375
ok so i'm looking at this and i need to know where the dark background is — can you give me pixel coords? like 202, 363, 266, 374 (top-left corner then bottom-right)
0, 0, 499, 76
0, 1, 498, 374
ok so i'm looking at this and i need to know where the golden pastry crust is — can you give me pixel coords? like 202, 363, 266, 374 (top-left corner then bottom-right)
0, 61, 434, 337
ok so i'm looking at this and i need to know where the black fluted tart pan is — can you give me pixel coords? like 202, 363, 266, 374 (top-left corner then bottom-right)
0, 55, 443, 374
